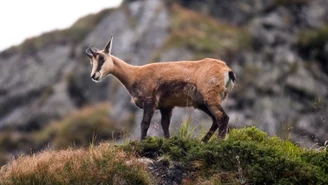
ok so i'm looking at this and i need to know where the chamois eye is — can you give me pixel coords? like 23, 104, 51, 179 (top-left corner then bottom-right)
98, 55, 104, 61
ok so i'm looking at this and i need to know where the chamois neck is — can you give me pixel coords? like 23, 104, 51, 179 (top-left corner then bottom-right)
111, 55, 136, 91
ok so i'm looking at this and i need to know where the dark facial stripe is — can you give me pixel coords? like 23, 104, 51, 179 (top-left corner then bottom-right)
96, 54, 105, 71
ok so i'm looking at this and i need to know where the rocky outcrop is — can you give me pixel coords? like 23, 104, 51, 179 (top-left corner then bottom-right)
232, 0, 328, 147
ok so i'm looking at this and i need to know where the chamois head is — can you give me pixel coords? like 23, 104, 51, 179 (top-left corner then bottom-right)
85, 35, 114, 82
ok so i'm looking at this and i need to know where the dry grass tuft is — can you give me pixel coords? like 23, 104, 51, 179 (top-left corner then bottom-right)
0, 143, 154, 185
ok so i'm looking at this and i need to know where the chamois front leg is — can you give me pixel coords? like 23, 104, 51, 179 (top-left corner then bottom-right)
140, 98, 155, 140
160, 107, 173, 138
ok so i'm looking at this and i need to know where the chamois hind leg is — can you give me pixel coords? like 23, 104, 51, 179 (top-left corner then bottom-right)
140, 98, 155, 140
160, 107, 173, 138
198, 104, 218, 143
207, 103, 229, 139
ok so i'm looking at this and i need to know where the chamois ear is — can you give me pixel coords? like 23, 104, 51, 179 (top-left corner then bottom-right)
104, 35, 113, 54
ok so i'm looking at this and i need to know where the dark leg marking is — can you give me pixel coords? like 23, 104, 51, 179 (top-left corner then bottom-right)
206, 104, 229, 139
160, 107, 173, 138
140, 98, 155, 140
198, 104, 218, 143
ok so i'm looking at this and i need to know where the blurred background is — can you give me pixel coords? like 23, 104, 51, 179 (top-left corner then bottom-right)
0, 0, 327, 165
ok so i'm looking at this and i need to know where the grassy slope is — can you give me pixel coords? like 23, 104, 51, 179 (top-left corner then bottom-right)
1, 127, 327, 185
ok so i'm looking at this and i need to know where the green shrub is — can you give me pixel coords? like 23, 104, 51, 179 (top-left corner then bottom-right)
301, 150, 328, 174
123, 126, 328, 184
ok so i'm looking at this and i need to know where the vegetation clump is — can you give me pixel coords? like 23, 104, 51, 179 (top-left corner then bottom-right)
0, 143, 154, 185
123, 127, 328, 184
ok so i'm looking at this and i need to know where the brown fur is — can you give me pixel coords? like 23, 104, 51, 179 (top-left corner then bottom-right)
86, 37, 235, 142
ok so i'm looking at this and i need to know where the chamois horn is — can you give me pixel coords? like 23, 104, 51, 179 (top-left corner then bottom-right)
85, 45, 96, 57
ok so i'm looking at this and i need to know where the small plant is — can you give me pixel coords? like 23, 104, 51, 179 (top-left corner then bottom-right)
177, 115, 197, 140
235, 155, 246, 184
157, 154, 172, 167
313, 98, 327, 125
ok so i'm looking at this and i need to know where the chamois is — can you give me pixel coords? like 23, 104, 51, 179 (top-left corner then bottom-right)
85, 35, 236, 142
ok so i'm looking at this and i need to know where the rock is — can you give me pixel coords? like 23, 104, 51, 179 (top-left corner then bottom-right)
173, 0, 276, 26
286, 64, 327, 98
149, 159, 184, 185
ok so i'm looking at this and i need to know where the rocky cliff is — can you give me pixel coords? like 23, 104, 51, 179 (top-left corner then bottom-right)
0, 0, 327, 148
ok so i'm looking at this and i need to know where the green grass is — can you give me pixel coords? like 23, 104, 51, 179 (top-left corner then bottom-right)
177, 115, 197, 140
123, 126, 328, 184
